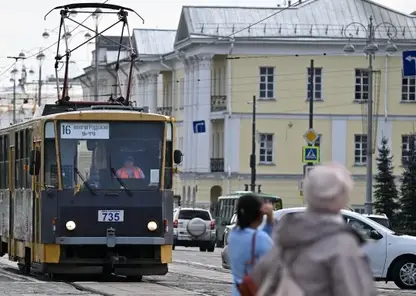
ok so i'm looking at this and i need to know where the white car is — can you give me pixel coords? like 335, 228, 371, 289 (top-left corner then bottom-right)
221, 207, 416, 290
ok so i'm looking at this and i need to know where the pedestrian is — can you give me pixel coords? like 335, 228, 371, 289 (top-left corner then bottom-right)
228, 193, 274, 296
252, 163, 377, 296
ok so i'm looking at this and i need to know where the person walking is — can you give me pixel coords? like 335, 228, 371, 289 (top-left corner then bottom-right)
252, 163, 377, 296
228, 193, 274, 296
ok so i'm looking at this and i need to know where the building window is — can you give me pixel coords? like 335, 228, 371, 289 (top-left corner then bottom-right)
259, 133, 273, 164
354, 69, 369, 101
259, 67, 274, 99
401, 135, 413, 165
354, 134, 367, 165
314, 134, 322, 147
402, 76, 416, 101
307, 67, 322, 100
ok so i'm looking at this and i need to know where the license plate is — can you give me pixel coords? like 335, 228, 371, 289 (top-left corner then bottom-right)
98, 210, 124, 222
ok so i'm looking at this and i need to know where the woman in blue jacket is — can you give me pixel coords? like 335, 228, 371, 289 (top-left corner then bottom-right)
228, 194, 274, 296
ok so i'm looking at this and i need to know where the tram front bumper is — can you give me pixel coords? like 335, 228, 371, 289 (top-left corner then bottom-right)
55, 236, 167, 245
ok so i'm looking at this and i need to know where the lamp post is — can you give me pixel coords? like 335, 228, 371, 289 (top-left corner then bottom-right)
36, 52, 46, 106
7, 51, 26, 124
92, 8, 102, 101
343, 17, 398, 214
10, 68, 18, 125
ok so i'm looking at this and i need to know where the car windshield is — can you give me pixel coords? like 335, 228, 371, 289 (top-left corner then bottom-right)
368, 217, 391, 228
178, 210, 210, 220
57, 121, 163, 191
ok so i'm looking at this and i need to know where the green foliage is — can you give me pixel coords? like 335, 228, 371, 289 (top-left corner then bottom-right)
411, 11, 416, 16
399, 140, 416, 229
373, 137, 399, 224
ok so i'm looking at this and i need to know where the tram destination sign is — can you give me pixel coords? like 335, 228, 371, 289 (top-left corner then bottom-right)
60, 122, 110, 139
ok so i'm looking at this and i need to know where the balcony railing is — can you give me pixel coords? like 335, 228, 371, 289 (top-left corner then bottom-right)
156, 107, 173, 116
210, 158, 224, 172
210, 95, 227, 112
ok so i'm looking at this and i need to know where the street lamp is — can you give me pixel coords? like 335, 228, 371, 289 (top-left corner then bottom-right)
10, 68, 18, 125
343, 16, 398, 215
36, 52, 46, 106
92, 8, 102, 101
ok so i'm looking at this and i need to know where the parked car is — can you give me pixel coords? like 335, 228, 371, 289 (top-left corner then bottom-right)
362, 213, 391, 229
221, 207, 416, 290
173, 207, 216, 252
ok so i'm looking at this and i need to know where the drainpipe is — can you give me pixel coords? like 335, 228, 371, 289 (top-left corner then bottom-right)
227, 38, 235, 116
226, 38, 235, 194
383, 54, 389, 122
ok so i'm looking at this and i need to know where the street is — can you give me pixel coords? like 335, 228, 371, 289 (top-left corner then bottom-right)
0, 248, 412, 295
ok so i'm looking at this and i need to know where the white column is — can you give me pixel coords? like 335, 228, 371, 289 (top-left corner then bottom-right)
196, 55, 213, 173
190, 57, 198, 173
183, 60, 191, 172
137, 74, 145, 107
147, 72, 158, 113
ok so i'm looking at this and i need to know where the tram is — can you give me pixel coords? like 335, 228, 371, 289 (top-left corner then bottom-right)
0, 3, 182, 280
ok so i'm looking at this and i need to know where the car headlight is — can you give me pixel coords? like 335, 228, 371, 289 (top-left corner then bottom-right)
66, 221, 76, 231
147, 221, 158, 231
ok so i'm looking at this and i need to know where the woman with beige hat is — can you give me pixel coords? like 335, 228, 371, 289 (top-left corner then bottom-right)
251, 163, 377, 296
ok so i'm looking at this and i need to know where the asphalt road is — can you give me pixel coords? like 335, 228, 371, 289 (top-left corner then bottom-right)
0, 248, 412, 295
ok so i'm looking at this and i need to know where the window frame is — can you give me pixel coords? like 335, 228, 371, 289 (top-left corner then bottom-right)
401, 75, 416, 102
307, 67, 323, 101
259, 67, 275, 100
354, 134, 367, 165
401, 135, 413, 165
259, 133, 274, 164
354, 68, 369, 102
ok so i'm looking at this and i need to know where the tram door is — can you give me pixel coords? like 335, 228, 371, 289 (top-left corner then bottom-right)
8, 146, 14, 258
32, 142, 41, 262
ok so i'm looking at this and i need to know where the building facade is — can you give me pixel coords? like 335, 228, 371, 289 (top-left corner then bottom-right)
76, 0, 416, 210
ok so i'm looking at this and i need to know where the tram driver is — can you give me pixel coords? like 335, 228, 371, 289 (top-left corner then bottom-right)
116, 156, 145, 179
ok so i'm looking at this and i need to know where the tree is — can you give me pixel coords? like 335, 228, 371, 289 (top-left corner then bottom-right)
373, 137, 399, 223
411, 11, 416, 15
399, 140, 416, 230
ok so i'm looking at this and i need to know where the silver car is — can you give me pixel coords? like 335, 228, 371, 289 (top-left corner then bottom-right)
173, 207, 216, 252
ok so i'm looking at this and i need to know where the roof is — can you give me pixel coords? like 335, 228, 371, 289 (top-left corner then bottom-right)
98, 35, 130, 50
175, 0, 416, 44
133, 29, 176, 55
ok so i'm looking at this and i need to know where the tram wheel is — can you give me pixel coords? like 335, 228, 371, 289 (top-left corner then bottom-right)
126, 275, 143, 282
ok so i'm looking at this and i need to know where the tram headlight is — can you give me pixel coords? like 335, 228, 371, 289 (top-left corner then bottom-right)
66, 221, 76, 231
147, 221, 158, 231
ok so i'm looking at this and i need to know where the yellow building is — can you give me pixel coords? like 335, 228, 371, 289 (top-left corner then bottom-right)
76, 0, 416, 211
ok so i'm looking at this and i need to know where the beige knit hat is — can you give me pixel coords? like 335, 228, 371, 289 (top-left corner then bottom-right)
303, 163, 354, 213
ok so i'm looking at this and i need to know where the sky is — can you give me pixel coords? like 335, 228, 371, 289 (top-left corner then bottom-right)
0, 0, 411, 87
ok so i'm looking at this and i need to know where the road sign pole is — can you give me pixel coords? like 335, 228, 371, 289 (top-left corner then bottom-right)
308, 59, 315, 166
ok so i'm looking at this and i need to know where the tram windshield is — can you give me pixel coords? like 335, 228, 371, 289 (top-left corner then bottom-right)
47, 121, 164, 191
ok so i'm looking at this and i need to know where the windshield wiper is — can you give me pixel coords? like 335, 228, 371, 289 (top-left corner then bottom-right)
74, 167, 96, 196
110, 167, 132, 197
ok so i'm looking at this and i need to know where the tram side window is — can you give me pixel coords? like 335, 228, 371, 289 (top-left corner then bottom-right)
14, 132, 20, 189
4, 136, 9, 189
25, 129, 32, 188
44, 139, 58, 188
0, 136, 4, 189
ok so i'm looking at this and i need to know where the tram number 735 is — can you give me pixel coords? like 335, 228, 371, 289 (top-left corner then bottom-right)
98, 210, 124, 222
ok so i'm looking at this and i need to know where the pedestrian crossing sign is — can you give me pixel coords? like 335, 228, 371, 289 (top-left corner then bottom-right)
302, 146, 320, 163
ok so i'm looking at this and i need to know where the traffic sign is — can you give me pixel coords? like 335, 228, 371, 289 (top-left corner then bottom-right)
302, 146, 320, 163
193, 120, 206, 133
403, 51, 416, 77
303, 128, 319, 144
